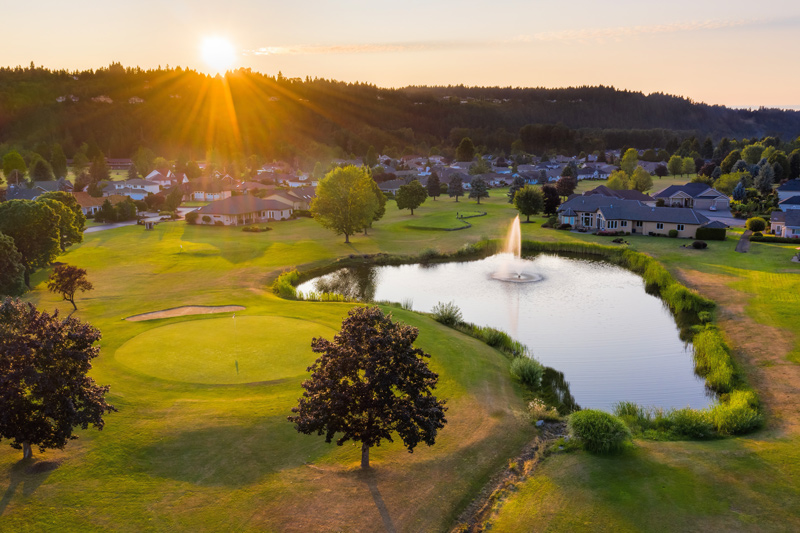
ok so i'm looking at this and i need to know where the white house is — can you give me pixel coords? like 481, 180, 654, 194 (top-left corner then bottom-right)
193, 196, 293, 225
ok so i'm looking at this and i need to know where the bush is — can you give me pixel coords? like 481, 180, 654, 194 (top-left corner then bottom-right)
214, 221, 224, 226
746, 217, 767, 232
668, 229, 679, 238
293, 209, 312, 218
710, 390, 762, 435
695, 227, 726, 240
419, 248, 442, 262
752, 231, 763, 237
749, 235, 800, 243
670, 408, 714, 439
185, 211, 199, 225
528, 398, 560, 421
557, 223, 572, 230
692, 240, 708, 249
568, 409, 632, 453
510, 357, 544, 388
431, 301, 462, 326
271, 270, 300, 299
202, 215, 212, 223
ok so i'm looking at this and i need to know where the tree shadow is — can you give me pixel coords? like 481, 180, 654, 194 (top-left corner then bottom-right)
131, 416, 329, 486
359, 470, 397, 533
0, 458, 59, 516
180, 226, 271, 264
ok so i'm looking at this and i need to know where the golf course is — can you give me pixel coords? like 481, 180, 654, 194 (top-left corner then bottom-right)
4, 187, 800, 532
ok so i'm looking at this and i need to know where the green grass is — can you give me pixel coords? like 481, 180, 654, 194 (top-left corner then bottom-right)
4, 186, 800, 531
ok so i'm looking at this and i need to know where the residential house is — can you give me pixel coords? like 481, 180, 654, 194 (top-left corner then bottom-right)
584, 185, 654, 205
265, 187, 315, 210
770, 210, 800, 238
558, 196, 711, 238
652, 183, 730, 210
190, 180, 233, 202
71, 192, 127, 216
194, 196, 292, 225
779, 196, 800, 211
103, 179, 160, 200
5, 178, 73, 201
777, 180, 800, 211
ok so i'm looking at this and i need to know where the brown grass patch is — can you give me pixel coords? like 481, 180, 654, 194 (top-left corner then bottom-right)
124, 305, 245, 321
677, 269, 800, 437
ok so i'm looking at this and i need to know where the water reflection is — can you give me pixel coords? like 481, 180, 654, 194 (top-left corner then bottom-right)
540, 367, 581, 414
297, 254, 713, 411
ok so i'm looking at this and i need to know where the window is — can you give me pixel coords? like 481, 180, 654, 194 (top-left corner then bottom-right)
656, 223, 664, 230
607, 220, 618, 229
582, 214, 593, 226
635, 221, 643, 227
621, 221, 628, 227
677, 224, 684, 231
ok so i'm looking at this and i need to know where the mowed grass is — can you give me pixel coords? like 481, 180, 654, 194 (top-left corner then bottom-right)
115, 316, 337, 384
3, 187, 800, 531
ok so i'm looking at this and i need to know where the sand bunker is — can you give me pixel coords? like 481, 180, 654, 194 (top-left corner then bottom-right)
125, 305, 245, 322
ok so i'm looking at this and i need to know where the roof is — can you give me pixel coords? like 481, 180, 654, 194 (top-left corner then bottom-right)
195, 196, 292, 216
779, 196, 800, 206
71, 191, 105, 208
653, 183, 725, 199
584, 185, 652, 202
5, 185, 41, 200
560, 195, 709, 225
778, 180, 800, 192
773, 210, 800, 227
701, 220, 729, 229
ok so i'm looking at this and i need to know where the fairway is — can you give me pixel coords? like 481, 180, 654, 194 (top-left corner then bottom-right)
115, 316, 336, 384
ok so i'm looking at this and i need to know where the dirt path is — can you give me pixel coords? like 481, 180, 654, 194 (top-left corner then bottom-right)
678, 269, 800, 436
125, 305, 245, 321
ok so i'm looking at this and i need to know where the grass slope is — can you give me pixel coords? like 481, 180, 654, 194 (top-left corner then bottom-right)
2, 188, 800, 531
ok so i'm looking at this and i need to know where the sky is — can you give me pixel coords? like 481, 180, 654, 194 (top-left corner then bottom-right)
5, 0, 800, 109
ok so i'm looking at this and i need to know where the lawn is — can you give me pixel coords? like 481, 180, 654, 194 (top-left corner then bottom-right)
4, 187, 800, 531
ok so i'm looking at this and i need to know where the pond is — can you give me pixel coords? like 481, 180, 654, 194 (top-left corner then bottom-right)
297, 254, 714, 412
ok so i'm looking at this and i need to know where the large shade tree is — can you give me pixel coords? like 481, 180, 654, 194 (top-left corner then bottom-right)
37, 191, 86, 250
396, 179, 428, 215
0, 298, 116, 459
0, 200, 61, 287
311, 165, 377, 243
0, 233, 26, 296
289, 306, 447, 469
513, 185, 544, 222
2, 150, 27, 186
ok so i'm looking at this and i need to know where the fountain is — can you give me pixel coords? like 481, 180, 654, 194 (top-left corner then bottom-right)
491, 215, 542, 282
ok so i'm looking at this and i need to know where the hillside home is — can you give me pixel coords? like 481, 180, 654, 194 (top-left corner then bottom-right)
190, 180, 233, 201
194, 196, 292, 225
103, 179, 160, 200
71, 192, 127, 216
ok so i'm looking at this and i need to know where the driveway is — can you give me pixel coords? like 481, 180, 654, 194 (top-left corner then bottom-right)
84, 207, 197, 233
694, 208, 745, 228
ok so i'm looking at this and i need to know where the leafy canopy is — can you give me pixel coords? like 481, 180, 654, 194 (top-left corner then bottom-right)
396, 179, 428, 215
311, 165, 378, 243
288, 306, 447, 468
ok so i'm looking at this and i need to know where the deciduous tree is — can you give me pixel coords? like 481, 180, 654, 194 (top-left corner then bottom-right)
2, 150, 26, 185
630, 166, 653, 192
720, 150, 741, 174
555, 175, 577, 199
0, 298, 115, 459
513, 185, 544, 222
681, 157, 695, 176
288, 306, 447, 469
0, 200, 60, 287
667, 155, 683, 176
364, 179, 387, 235
311, 165, 377, 243
607, 170, 629, 190
396, 179, 428, 214
37, 191, 86, 250
620, 148, 638, 176
542, 184, 561, 215
0, 233, 26, 296
46, 264, 94, 311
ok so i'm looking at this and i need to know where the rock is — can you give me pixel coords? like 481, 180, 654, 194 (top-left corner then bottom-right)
535, 420, 544, 427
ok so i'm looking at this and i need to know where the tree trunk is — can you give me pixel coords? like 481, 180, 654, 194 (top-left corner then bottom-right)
526, 215, 530, 222
410, 208, 414, 215
361, 442, 370, 469
344, 233, 350, 243
68, 297, 77, 311
455, 197, 459, 203
24, 269, 31, 289
22, 441, 32, 460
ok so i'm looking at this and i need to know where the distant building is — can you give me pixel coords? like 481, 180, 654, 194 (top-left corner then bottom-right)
194, 196, 293, 225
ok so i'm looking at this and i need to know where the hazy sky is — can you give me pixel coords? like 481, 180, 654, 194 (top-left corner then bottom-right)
6, 1, 800, 108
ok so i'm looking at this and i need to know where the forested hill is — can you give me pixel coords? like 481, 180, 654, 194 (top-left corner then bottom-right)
1, 64, 798, 161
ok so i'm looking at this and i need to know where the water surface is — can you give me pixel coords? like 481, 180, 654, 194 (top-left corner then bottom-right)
298, 254, 713, 412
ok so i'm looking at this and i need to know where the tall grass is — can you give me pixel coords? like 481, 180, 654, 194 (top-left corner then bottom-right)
692, 327, 736, 393
271, 270, 300, 299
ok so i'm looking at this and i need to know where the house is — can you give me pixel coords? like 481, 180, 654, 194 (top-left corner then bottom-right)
378, 179, 406, 194
71, 192, 127, 216
652, 183, 730, 210
193, 196, 292, 225
779, 196, 800, 211
558, 196, 710, 238
265, 187, 315, 210
777, 179, 800, 202
4, 178, 73, 201
190, 180, 233, 202
771, 210, 800, 238
103, 179, 160, 200
238, 181, 276, 194
584, 185, 654, 205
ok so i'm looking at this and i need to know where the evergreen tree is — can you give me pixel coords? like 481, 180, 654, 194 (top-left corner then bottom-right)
508, 176, 525, 203
456, 137, 475, 162
426, 172, 441, 201
448, 176, 464, 202
468, 177, 489, 204
50, 143, 68, 179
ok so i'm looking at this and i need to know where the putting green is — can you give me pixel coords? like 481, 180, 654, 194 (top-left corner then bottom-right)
115, 316, 337, 384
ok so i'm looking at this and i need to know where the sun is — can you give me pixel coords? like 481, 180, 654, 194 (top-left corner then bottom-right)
201, 36, 237, 74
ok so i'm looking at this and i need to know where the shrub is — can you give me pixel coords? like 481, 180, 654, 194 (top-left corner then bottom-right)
214, 221, 224, 226
695, 227, 726, 240
692, 240, 708, 249
184, 211, 199, 225
528, 398, 560, 421
746, 217, 767, 232
668, 229, 679, 238
419, 248, 441, 261
202, 215, 212, 223
293, 209, 312, 218
431, 301, 462, 326
710, 390, 762, 435
271, 270, 300, 299
510, 357, 544, 388
752, 231, 763, 237
481, 327, 512, 348
670, 408, 714, 439
557, 223, 572, 230
693, 328, 736, 392
568, 409, 632, 453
